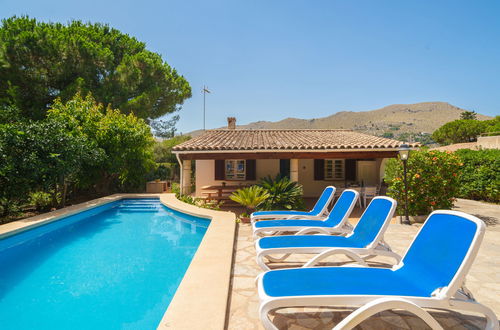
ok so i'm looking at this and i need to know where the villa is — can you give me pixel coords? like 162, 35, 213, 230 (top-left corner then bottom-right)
173, 118, 419, 197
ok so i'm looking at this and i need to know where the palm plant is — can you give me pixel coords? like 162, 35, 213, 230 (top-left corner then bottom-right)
230, 186, 270, 214
258, 175, 305, 211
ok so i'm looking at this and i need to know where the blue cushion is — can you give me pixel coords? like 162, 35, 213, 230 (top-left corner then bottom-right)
262, 267, 432, 298
261, 212, 479, 300
258, 235, 366, 249
252, 210, 313, 217
254, 190, 355, 229
349, 198, 393, 247
309, 186, 335, 215
255, 220, 330, 229
323, 190, 356, 227
398, 213, 477, 293
257, 197, 393, 250
253, 187, 334, 218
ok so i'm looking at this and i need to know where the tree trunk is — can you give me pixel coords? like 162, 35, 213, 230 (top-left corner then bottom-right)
61, 177, 68, 208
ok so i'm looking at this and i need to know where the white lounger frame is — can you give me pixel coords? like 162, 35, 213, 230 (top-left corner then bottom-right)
252, 189, 359, 239
255, 196, 400, 271
257, 210, 499, 330
250, 186, 336, 223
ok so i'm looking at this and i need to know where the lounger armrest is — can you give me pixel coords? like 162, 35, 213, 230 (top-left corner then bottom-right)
333, 297, 444, 330
303, 248, 368, 268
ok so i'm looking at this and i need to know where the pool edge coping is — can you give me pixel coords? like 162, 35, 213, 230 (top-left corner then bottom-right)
158, 194, 236, 330
0, 193, 236, 330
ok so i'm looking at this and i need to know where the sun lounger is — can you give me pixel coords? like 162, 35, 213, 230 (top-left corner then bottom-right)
252, 189, 359, 239
257, 210, 498, 330
250, 186, 335, 222
255, 196, 398, 270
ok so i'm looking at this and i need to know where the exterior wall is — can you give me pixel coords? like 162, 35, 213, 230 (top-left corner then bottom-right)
195, 157, 388, 198
299, 159, 385, 197
298, 159, 344, 197
195, 159, 280, 197
477, 135, 500, 149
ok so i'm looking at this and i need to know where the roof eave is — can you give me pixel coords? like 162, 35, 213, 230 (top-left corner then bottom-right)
172, 146, 418, 154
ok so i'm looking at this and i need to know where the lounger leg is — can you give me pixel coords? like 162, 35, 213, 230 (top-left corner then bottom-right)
333, 298, 444, 330
265, 253, 291, 263
448, 299, 499, 330
256, 253, 272, 271
259, 300, 280, 330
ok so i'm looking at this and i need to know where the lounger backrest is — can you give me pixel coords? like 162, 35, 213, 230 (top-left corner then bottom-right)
310, 186, 336, 216
350, 197, 396, 247
323, 189, 358, 227
398, 211, 484, 297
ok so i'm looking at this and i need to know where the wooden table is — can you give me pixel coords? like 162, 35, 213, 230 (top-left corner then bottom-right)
201, 184, 247, 202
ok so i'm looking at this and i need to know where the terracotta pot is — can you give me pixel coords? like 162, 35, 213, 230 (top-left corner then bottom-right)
240, 217, 251, 224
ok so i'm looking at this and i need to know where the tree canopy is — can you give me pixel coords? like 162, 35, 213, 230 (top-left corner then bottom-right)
0, 16, 191, 120
432, 116, 500, 145
431, 119, 485, 145
460, 110, 477, 120
0, 93, 155, 215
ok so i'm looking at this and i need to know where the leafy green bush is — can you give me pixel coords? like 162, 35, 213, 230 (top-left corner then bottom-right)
230, 186, 270, 213
258, 175, 305, 211
171, 182, 180, 195
432, 119, 486, 145
455, 149, 500, 202
0, 118, 99, 214
29, 191, 56, 212
146, 163, 172, 181
47, 93, 155, 191
384, 149, 461, 216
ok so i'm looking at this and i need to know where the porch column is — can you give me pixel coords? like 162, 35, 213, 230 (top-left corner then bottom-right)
290, 159, 299, 182
182, 159, 192, 195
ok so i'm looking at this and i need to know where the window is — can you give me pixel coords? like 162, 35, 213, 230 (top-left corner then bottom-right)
324, 159, 345, 180
225, 160, 246, 180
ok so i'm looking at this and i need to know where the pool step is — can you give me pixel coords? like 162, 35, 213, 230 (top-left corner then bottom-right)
117, 205, 160, 209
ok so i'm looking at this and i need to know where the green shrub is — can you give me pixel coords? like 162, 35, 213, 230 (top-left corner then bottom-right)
455, 149, 500, 202
171, 182, 180, 195
258, 175, 305, 211
230, 186, 270, 213
29, 191, 55, 212
432, 119, 486, 145
384, 149, 461, 216
146, 163, 172, 181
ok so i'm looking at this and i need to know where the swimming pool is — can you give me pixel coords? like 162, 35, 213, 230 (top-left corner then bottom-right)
0, 198, 209, 329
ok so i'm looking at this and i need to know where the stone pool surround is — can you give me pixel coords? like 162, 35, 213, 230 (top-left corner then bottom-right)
0, 193, 236, 330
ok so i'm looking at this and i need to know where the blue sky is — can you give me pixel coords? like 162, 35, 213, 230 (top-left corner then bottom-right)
2, 0, 500, 133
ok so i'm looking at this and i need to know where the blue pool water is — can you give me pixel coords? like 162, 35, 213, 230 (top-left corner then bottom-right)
0, 198, 209, 329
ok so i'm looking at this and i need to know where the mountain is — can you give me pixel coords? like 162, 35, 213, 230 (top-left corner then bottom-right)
188, 102, 492, 140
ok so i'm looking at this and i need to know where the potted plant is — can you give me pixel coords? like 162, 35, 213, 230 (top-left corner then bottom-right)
230, 186, 270, 223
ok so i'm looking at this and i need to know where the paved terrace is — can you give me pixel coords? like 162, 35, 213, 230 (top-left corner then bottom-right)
227, 199, 500, 329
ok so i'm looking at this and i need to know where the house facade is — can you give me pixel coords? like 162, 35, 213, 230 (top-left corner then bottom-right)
173, 119, 418, 197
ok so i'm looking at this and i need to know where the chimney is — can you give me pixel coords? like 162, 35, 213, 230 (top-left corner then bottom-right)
227, 117, 236, 130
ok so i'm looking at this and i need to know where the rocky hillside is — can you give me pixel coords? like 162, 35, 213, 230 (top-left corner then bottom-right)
189, 102, 492, 142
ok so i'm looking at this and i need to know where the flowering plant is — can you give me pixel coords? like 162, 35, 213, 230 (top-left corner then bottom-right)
384, 149, 462, 216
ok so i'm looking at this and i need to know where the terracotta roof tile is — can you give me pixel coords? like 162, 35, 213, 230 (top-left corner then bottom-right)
173, 129, 419, 152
